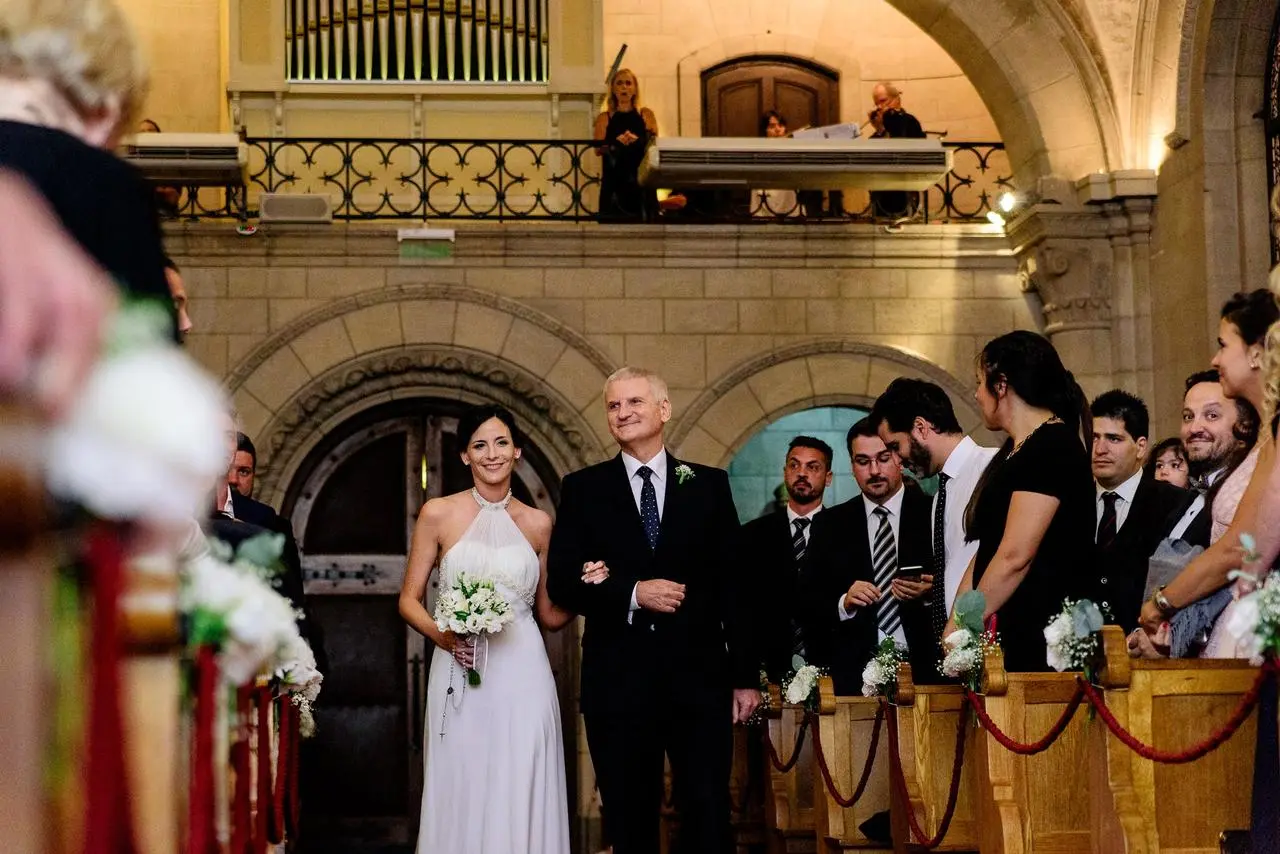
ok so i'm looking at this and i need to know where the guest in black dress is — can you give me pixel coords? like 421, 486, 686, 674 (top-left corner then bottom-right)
594, 68, 659, 222
0, 1, 174, 329
949, 330, 1096, 672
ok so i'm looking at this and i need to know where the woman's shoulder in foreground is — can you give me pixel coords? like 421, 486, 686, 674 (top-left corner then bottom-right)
508, 500, 552, 543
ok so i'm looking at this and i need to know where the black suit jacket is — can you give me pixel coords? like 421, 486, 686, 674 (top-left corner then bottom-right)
1093, 476, 1193, 630
547, 454, 754, 715
1167, 488, 1212, 549
802, 486, 934, 695
742, 508, 811, 683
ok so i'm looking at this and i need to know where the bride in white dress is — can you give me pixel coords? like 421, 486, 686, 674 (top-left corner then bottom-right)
398, 405, 606, 854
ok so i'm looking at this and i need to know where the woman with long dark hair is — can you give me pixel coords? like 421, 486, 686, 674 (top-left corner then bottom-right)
947, 330, 1096, 671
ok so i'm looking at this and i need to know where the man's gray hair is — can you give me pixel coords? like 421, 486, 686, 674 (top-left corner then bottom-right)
604, 366, 670, 403
875, 81, 902, 98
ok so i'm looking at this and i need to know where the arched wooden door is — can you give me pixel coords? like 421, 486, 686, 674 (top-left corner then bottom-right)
281, 398, 570, 852
701, 54, 840, 137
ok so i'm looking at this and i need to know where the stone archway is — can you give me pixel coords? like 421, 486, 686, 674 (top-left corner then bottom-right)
669, 339, 982, 467
670, 0, 1122, 186
223, 283, 619, 507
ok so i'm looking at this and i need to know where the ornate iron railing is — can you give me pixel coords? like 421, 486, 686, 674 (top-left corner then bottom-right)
173, 139, 1011, 224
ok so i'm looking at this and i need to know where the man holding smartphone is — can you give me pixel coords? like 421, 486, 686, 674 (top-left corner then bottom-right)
803, 417, 936, 695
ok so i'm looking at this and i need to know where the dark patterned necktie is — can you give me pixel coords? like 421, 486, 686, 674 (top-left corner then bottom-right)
929, 472, 950, 647
790, 517, 810, 658
872, 507, 901, 638
1097, 491, 1119, 549
637, 465, 660, 549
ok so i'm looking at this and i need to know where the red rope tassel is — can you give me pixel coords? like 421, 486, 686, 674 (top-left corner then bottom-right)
188, 646, 219, 854
255, 688, 272, 852
231, 686, 252, 854
83, 524, 139, 854
268, 695, 286, 844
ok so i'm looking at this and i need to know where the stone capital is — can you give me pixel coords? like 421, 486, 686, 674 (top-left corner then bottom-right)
1006, 205, 1114, 333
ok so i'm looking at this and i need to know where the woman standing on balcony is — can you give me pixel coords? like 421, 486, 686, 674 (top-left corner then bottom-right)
595, 68, 658, 222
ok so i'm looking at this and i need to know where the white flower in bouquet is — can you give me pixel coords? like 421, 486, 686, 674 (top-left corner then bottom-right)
1224, 571, 1280, 666
45, 340, 229, 524
434, 573, 514, 685
861, 660, 886, 697
945, 628, 974, 650
275, 633, 324, 703
1043, 599, 1104, 674
941, 644, 980, 679
861, 637, 907, 698
783, 664, 820, 706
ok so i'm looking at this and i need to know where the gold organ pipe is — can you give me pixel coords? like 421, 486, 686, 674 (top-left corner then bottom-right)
502, 13, 513, 82
411, 0, 425, 80
427, 0, 441, 81
460, 0, 473, 82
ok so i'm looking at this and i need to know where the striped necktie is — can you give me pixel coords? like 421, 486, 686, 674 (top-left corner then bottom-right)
790, 517, 810, 658
872, 506, 901, 638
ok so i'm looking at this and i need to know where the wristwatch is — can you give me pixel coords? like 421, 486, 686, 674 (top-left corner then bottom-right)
1152, 586, 1177, 618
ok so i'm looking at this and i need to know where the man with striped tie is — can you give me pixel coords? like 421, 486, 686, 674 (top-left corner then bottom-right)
742, 436, 834, 684
803, 417, 935, 695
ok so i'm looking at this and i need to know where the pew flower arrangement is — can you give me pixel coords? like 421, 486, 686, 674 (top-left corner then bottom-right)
1044, 598, 1105, 678
941, 591, 997, 690
861, 637, 907, 699
1223, 534, 1280, 665
276, 632, 324, 738
782, 656, 824, 709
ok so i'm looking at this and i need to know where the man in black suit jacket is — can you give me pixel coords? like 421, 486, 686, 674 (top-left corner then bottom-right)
742, 435, 833, 683
1090, 390, 1192, 629
547, 367, 759, 854
804, 418, 935, 695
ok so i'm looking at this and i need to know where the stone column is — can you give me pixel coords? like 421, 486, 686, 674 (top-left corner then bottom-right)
1005, 171, 1158, 401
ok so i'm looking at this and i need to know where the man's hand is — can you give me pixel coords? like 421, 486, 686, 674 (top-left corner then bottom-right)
843, 580, 881, 611
636, 579, 686, 613
1137, 600, 1164, 635
891, 573, 934, 602
0, 171, 115, 417
732, 688, 762, 724
581, 560, 610, 585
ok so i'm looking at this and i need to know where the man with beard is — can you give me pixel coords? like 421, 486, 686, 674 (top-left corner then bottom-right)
803, 418, 934, 695
871, 379, 998, 668
1163, 370, 1257, 547
742, 436, 833, 682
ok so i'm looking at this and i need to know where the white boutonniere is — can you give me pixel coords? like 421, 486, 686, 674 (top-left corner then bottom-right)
675, 463, 695, 485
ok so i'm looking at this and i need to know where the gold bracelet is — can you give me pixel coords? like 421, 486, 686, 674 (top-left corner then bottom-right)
1153, 586, 1176, 617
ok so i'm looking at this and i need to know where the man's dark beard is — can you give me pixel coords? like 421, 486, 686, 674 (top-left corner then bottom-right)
1186, 446, 1230, 480
788, 483, 821, 506
908, 436, 934, 477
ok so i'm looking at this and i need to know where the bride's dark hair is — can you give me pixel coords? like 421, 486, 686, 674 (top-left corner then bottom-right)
457, 404, 521, 449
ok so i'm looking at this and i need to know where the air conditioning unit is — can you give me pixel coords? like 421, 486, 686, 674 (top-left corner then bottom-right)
259, 193, 333, 224
638, 137, 953, 191
121, 133, 248, 186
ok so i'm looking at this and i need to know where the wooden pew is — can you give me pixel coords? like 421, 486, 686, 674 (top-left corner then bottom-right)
971, 645, 1092, 854
810, 677, 892, 853
887, 664, 980, 851
762, 684, 819, 853
1088, 625, 1261, 854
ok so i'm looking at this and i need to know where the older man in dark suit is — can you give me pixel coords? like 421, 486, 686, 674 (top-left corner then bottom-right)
742, 435, 833, 683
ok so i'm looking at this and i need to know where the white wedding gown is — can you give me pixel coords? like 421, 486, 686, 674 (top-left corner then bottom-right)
417, 489, 570, 854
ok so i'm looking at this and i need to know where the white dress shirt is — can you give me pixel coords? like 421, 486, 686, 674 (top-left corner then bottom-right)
622, 448, 668, 619
1167, 465, 1225, 541
787, 503, 823, 550
934, 436, 1000, 617
837, 488, 907, 647
1095, 468, 1143, 538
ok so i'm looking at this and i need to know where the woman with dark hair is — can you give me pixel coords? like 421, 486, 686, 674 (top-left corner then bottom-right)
946, 330, 1096, 671
1136, 289, 1279, 657
399, 403, 606, 852
1146, 437, 1190, 488
752, 110, 800, 218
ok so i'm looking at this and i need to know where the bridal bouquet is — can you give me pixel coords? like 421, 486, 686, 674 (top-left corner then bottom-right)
940, 591, 998, 690
434, 574, 514, 686
1044, 598, 1105, 677
862, 637, 908, 699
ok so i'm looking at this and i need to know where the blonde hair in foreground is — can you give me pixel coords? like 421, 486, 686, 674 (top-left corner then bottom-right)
604, 367, 669, 404
0, 0, 148, 131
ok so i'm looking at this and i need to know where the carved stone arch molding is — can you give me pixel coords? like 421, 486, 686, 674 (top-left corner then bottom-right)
669, 340, 982, 467
223, 283, 618, 506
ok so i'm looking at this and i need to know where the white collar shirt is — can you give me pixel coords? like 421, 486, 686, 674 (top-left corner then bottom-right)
1095, 468, 1143, 536
622, 448, 668, 520
934, 436, 1000, 617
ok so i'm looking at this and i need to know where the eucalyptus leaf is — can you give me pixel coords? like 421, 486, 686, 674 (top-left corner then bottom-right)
1079, 600, 1105, 633
106, 299, 175, 356
791, 653, 808, 672
236, 532, 286, 573
954, 590, 987, 635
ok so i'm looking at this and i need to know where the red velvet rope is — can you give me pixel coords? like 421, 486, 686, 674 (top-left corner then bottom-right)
83, 524, 139, 854
762, 713, 809, 773
230, 686, 252, 854
808, 705, 884, 808
1081, 664, 1273, 764
885, 697, 970, 850
286, 699, 302, 836
964, 683, 1086, 755
187, 646, 219, 854
254, 688, 272, 852
271, 696, 291, 843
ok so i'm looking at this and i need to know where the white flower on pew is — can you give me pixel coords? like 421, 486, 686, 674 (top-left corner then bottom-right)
1223, 558, 1280, 666
861, 637, 907, 698
45, 302, 228, 523
1043, 598, 1104, 675
939, 591, 994, 688
783, 663, 821, 707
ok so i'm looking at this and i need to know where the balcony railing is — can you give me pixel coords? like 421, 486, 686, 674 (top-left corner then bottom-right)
172, 139, 1011, 224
